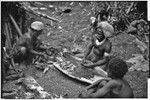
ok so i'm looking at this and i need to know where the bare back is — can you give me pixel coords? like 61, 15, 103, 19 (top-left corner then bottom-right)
109, 79, 134, 98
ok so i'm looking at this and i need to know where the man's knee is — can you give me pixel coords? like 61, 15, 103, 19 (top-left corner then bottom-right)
94, 66, 108, 77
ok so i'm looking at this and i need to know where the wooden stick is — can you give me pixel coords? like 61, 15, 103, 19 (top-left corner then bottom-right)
5, 23, 12, 48
126, 2, 134, 14
19, 16, 23, 34
7, 22, 13, 45
9, 14, 23, 37
36, 11, 60, 22
22, 5, 60, 22
5, 22, 19, 73
7, 22, 20, 73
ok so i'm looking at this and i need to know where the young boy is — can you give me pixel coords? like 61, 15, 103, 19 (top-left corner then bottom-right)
79, 58, 134, 98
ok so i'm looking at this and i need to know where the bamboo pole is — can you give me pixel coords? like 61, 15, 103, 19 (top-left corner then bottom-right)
9, 14, 23, 37
5, 23, 12, 48
7, 22, 16, 47
7, 22, 13, 43
5, 22, 18, 73
126, 2, 134, 14
19, 16, 23, 34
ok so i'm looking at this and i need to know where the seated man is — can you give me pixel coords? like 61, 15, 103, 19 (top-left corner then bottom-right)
11, 21, 47, 65
127, 19, 149, 60
81, 28, 112, 76
81, 10, 113, 76
127, 19, 149, 42
79, 58, 134, 98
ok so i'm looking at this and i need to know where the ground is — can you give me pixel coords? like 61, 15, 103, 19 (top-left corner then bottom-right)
2, 1, 149, 98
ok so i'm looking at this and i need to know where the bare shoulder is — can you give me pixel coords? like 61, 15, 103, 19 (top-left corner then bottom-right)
105, 39, 112, 46
24, 32, 31, 39
104, 39, 112, 53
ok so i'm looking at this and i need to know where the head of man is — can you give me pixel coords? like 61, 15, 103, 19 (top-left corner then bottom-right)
93, 27, 105, 42
30, 21, 44, 37
107, 58, 128, 79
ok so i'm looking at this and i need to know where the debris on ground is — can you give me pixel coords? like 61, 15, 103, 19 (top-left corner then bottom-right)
20, 2, 60, 22
134, 38, 148, 53
20, 76, 52, 99
126, 54, 149, 72
1, 1, 149, 98
5, 73, 23, 81
2, 90, 17, 99
24, 92, 35, 99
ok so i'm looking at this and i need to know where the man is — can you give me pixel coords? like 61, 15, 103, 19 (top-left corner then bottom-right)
81, 30, 111, 75
79, 58, 134, 98
81, 10, 113, 75
127, 19, 149, 42
127, 19, 149, 60
11, 21, 47, 65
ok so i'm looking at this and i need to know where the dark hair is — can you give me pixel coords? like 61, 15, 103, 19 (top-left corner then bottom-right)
97, 10, 109, 21
108, 58, 128, 79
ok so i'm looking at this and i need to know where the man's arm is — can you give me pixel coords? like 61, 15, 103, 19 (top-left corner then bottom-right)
86, 79, 104, 90
86, 56, 107, 68
16, 36, 26, 47
84, 42, 93, 60
30, 49, 44, 56
91, 41, 112, 67
39, 45, 48, 50
86, 78, 111, 90
83, 40, 112, 68
83, 54, 110, 68
88, 80, 114, 98
93, 41, 112, 66
35, 39, 48, 50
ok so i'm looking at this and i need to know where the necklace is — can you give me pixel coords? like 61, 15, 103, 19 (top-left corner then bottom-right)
95, 38, 106, 46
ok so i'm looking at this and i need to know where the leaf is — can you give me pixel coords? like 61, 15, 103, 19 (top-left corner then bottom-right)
134, 38, 147, 53
126, 54, 149, 72
24, 92, 35, 99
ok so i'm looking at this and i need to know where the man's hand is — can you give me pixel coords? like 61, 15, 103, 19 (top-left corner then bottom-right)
81, 58, 86, 64
81, 60, 93, 68
82, 63, 93, 67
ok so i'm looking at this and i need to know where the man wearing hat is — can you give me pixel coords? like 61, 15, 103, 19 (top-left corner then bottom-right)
12, 21, 47, 65
81, 10, 113, 76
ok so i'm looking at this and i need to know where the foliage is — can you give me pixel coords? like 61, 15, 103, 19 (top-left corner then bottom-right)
92, 1, 145, 31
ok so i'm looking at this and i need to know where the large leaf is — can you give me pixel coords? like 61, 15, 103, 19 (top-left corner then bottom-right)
126, 54, 149, 72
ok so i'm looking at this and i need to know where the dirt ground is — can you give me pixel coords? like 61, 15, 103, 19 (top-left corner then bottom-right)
2, 1, 149, 98
26, 1, 149, 98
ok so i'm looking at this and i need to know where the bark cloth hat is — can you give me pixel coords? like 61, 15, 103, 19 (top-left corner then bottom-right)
31, 21, 44, 31
97, 21, 114, 38
90, 17, 114, 38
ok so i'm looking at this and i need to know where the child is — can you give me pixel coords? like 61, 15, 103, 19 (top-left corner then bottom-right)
79, 58, 134, 98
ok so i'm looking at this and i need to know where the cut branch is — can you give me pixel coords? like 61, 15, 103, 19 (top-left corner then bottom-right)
22, 4, 60, 22
4, 22, 19, 73
126, 2, 134, 14
9, 14, 23, 37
